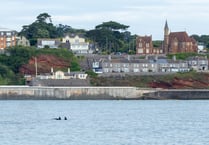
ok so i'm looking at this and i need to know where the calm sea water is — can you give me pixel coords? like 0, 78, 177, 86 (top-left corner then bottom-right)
0, 100, 209, 145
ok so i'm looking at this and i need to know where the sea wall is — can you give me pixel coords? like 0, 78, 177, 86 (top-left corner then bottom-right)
0, 86, 209, 100
142, 89, 209, 100
0, 86, 153, 100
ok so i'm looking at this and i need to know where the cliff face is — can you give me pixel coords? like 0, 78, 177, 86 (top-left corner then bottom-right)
149, 75, 209, 89
91, 73, 209, 89
19, 54, 70, 75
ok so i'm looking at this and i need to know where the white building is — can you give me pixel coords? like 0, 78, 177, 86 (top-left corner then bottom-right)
37, 39, 61, 49
62, 34, 90, 54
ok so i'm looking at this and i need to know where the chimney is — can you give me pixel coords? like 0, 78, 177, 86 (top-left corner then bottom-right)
172, 55, 176, 61
127, 55, 130, 61
108, 55, 111, 60
51, 67, 54, 73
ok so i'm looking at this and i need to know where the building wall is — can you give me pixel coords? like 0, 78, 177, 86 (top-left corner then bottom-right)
62, 35, 89, 53
136, 36, 153, 55
0, 30, 16, 49
163, 21, 198, 54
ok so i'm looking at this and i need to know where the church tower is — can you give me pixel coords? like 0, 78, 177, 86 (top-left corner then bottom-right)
164, 20, 169, 54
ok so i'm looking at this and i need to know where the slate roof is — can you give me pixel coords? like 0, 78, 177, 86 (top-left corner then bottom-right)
169, 31, 194, 43
136, 35, 152, 43
0, 27, 16, 32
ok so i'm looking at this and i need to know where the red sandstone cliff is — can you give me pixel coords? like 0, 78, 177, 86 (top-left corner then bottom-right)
149, 74, 209, 89
19, 54, 70, 75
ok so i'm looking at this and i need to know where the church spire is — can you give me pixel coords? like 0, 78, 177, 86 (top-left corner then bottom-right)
164, 20, 169, 54
164, 20, 168, 30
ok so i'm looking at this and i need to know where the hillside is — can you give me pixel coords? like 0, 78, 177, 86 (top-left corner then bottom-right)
90, 72, 209, 89
19, 54, 70, 75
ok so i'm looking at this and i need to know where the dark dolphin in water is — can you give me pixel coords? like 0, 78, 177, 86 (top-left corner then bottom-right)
53, 117, 61, 120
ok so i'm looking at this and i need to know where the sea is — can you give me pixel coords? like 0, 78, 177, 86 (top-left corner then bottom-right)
0, 100, 209, 145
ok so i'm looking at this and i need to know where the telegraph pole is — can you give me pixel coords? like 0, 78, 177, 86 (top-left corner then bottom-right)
35, 57, 37, 77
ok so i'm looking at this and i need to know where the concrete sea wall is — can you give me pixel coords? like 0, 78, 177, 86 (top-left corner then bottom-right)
0, 86, 153, 100
0, 86, 209, 100
142, 89, 209, 100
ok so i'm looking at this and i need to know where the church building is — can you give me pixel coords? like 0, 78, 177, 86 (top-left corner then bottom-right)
163, 21, 198, 54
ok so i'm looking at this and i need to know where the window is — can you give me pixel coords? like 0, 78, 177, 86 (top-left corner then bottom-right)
6, 42, 11, 47
138, 49, 143, 53
6, 32, 11, 36
75, 39, 79, 43
138, 43, 142, 47
146, 43, 149, 47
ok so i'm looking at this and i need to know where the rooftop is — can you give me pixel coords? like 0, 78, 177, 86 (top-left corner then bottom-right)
0, 27, 16, 32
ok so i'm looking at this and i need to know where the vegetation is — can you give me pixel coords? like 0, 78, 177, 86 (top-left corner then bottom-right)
86, 21, 136, 54
0, 46, 80, 84
90, 71, 209, 89
19, 13, 86, 45
167, 52, 201, 60
153, 40, 162, 48
191, 34, 209, 48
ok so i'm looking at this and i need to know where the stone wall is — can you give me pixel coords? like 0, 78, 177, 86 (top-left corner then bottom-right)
142, 89, 209, 100
0, 86, 208, 100
0, 86, 147, 100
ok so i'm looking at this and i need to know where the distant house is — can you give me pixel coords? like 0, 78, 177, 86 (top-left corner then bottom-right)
101, 55, 157, 73
97, 55, 190, 74
155, 58, 189, 73
16, 36, 30, 46
136, 35, 153, 55
92, 61, 103, 73
37, 39, 61, 49
187, 56, 208, 71
163, 21, 198, 54
62, 34, 90, 54
35, 69, 88, 80
136, 35, 163, 55
197, 43, 206, 53
0, 27, 17, 49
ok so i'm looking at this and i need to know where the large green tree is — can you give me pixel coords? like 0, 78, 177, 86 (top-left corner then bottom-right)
191, 34, 209, 48
86, 21, 134, 53
19, 13, 58, 45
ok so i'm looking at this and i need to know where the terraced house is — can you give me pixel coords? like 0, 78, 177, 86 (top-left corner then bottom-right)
0, 27, 17, 49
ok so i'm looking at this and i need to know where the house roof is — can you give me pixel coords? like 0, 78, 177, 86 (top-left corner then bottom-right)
169, 31, 194, 43
64, 33, 85, 38
136, 35, 152, 43
0, 27, 16, 32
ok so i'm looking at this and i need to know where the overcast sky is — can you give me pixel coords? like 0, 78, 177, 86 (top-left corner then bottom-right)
1, 0, 209, 40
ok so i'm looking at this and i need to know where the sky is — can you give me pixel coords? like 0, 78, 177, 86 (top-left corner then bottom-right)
1, 0, 209, 40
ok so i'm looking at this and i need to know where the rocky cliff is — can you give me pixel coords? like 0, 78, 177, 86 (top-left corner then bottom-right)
149, 76, 209, 89
19, 54, 70, 75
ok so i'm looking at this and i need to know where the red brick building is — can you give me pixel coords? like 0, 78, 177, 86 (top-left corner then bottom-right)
163, 21, 198, 54
136, 35, 153, 54
136, 35, 163, 55
0, 28, 17, 49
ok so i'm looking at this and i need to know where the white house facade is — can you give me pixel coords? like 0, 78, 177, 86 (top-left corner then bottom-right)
62, 34, 90, 54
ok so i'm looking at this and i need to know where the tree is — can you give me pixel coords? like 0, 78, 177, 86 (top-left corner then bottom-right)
36, 13, 52, 23
19, 13, 58, 45
86, 21, 132, 53
95, 21, 129, 31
